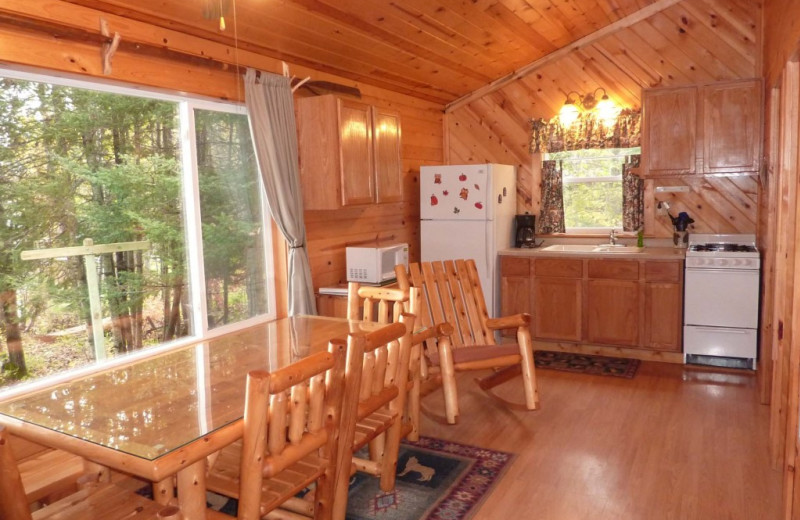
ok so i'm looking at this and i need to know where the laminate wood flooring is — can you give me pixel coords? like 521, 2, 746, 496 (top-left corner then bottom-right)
418, 361, 781, 519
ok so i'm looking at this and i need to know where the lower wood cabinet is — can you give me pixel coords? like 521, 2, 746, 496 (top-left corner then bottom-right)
586, 279, 640, 347
500, 255, 684, 352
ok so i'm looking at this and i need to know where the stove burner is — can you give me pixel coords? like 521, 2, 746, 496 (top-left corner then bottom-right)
689, 243, 757, 253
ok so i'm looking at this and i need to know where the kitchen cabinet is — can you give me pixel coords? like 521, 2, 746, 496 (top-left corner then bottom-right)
642, 79, 762, 177
586, 260, 640, 347
500, 257, 532, 338
296, 95, 402, 210
642, 87, 698, 176
703, 79, 762, 174
532, 258, 583, 342
499, 255, 683, 352
642, 261, 684, 351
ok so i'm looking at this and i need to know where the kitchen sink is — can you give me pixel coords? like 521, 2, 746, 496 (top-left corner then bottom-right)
540, 244, 644, 254
592, 245, 645, 253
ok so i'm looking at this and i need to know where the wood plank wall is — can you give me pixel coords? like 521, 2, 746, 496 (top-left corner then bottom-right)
764, 0, 800, 89
0, 1, 444, 294
446, 0, 761, 238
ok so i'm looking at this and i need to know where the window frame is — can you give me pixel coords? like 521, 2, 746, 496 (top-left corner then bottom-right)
0, 67, 277, 397
543, 147, 640, 234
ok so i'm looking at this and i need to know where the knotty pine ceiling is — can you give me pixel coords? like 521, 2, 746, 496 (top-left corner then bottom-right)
58, 0, 682, 105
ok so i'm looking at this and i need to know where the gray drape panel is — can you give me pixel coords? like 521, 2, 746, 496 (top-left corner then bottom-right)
244, 69, 316, 316
537, 160, 566, 234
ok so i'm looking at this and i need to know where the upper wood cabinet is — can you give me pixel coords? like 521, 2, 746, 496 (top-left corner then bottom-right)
642, 79, 763, 177
296, 95, 403, 210
703, 79, 762, 174
643, 87, 698, 176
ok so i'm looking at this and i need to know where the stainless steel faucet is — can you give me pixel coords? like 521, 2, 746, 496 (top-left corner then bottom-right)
609, 229, 617, 245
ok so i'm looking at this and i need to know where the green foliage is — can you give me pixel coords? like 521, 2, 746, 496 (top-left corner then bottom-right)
0, 76, 270, 385
546, 147, 640, 229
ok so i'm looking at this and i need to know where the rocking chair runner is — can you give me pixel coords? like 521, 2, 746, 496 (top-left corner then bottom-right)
396, 259, 539, 424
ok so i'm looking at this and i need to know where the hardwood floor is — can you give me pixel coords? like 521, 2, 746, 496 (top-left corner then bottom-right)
419, 361, 781, 520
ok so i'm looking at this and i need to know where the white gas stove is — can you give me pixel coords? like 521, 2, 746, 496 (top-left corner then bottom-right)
683, 234, 760, 369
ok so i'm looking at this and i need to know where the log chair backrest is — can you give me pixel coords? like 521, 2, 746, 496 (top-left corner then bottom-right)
401, 259, 494, 348
237, 347, 346, 520
346, 284, 409, 324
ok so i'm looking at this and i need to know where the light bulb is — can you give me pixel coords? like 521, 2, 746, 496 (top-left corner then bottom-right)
559, 102, 579, 127
596, 96, 619, 125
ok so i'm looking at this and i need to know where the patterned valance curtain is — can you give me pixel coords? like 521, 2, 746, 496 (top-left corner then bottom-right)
537, 160, 565, 234
529, 108, 641, 154
622, 155, 643, 232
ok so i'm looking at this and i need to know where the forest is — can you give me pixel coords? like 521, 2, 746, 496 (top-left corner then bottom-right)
0, 77, 268, 388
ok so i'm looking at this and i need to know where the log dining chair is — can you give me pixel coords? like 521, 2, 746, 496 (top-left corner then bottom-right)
329, 315, 414, 520
396, 258, 539, 424
214, 318, 414, 520
0, 425, 182, 520
204, 342, 348, 520
346, 280, 422, 439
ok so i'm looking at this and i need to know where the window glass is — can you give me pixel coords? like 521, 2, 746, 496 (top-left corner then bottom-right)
545, 147, 640, 230
0, 75, 273, 390
195, 110, 268, 328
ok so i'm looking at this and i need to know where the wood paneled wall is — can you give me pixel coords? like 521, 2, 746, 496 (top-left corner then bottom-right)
764, 0, 800, 89
447, 0, 761, 238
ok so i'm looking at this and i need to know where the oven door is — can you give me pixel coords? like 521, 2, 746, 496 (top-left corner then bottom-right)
684, 267, 759, 329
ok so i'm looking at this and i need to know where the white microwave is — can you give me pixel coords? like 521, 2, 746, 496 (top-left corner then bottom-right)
346, 243, 409, 284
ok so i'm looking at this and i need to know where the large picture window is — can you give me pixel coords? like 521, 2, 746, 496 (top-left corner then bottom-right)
0, 71, 274, 390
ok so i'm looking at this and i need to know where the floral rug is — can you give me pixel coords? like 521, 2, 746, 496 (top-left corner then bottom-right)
534, 350, 641, 378
207, 437, 514, 520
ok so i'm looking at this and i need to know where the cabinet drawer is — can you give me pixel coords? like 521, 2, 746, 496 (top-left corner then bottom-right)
645, 261, 682, 282
588, 259, 639, 280
501, 256, 530, 276
534, 258, 583, 278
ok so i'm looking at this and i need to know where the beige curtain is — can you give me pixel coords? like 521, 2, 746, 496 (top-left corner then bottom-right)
244, 69, 316, 316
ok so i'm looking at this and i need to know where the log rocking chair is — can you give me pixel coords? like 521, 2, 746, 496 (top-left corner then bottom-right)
396, 259, 539, 424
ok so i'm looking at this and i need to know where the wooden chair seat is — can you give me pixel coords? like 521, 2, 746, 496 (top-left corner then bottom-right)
0, 426, 181, 520
426, 344, 521, 367
205, 441, 327, 513
17, 446, 87, 505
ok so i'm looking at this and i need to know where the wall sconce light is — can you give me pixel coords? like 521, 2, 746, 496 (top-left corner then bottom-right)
559, 88, 620, 126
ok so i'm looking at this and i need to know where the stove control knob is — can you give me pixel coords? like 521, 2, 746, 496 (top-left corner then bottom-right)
719, 259, 728, 267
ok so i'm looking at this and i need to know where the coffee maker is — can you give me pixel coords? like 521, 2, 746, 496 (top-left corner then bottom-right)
515, 213, 537, 248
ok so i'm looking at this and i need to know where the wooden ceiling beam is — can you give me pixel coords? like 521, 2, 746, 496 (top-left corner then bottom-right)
445, 0, 684, 113
0, 0, 453, 104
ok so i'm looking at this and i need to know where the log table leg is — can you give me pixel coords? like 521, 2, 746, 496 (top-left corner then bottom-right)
177, 459, 207, 519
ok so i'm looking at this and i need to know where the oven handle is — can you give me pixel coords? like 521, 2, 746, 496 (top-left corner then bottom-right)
688, 326, 752, 334
685, 268, 759, 274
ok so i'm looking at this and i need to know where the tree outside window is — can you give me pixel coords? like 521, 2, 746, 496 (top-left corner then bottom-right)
545, 147, 640, 230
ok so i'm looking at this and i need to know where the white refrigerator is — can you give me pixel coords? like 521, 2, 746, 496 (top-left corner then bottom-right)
420, 163, 516, 317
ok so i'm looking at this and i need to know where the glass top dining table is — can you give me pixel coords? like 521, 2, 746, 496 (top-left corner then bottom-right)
0, 315, 380, 462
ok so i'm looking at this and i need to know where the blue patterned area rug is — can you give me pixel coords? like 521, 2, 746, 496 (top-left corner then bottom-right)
207, 437, 514, 520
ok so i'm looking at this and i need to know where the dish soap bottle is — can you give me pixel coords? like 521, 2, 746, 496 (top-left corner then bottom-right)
637, 228, 644, 248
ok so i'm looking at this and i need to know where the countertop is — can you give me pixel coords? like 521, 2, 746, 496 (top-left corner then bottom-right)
499, 246, 686, 260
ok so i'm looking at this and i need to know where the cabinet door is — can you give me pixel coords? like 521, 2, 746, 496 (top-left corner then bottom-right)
372, 107, 403, 203
296, 95, 342, 210
643, 282, 683, 351
339, 100, 374, 206
586, 279, 640, 346
533, 277, 582, 342
703, 79, 762, 174
643, 87, 698, 176
500, 257, 531, 338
